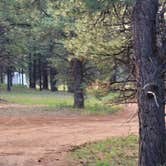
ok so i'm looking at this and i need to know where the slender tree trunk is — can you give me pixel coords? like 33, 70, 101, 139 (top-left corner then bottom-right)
133, 0, 166, 165
109, 62, 117, 84
18, 69, 21, 84
0, 71, 4, 84
67, 82, 74, 93
21, 69, 24, 86
10, 71, 13, 87
50, 67, 58, 92
31, 59, 36, 89
43, 62, 48, 90
7, 67, 12, 91
71, 58, 84, 108
29, 54, 33, 88
38, 58, 42, 91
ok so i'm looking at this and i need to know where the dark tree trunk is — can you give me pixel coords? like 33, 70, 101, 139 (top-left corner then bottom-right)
10, 72, 13, 87
28, 54, 33, 88
38, 58, 42, 91
50, 67, 58, 92
7, 67, 12, 91
133, 0, 166, 166
28, 54, 36, 89
31, 59, 36, 89
18, 69, 21, 84
71, 58, 84, 108
109, 63, 117, 84
42, 62, 48, 90
21, 69, 24, 86
0, 72, 4, 84
67, 61, 74, 93
67, 82, 74, 93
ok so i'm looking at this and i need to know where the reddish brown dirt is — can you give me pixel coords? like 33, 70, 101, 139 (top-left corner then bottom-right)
0, 103, 138, 166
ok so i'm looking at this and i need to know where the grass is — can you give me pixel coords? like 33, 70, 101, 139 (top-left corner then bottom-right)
69, 135, 138, 166
0, 87, 73, 108
0, 85, 121, 115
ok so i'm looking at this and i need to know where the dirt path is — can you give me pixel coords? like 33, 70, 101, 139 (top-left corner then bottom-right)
0, 104, 138, 166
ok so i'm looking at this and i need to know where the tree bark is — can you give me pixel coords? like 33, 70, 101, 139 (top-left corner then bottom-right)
21, 69, 24, 86
50, 67, 58, 92
67, 61, 74, 93
31, 59, 36, 89
67, 82, 74, 93
29, 54, 33, 88
42, 62, 48, 90
38, 58, 42, 91
133, 0, 166, 165
71, 58, 84, 108
0, 71, 4, 84
7, 67, 12, 91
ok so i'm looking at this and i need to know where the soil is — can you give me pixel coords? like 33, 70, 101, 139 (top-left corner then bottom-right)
0, 103, 138, 166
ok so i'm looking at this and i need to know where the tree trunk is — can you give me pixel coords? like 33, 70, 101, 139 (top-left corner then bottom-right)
38, 58, 42, 91
71, 58, 84, 108
21, 69, 24, 86
133, 0, 166, 165
0, 71, 4, 84
42, 62, 48, 90
7, 67, 12, 91
31, 59, 36, 89
109, 62, 117, 84
29, 54, 33, 88
67, 82, 74, 93
50, 67, 58, 92
67, 61, 74, 93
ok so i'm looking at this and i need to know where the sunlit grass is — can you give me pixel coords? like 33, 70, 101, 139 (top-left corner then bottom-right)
69, 135, 138, 166
0, 85, 121, 115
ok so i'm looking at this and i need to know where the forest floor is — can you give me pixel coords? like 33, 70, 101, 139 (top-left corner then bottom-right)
0, 103, 138, 166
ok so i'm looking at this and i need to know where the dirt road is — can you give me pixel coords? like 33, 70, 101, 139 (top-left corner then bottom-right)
0, 104, 138, 166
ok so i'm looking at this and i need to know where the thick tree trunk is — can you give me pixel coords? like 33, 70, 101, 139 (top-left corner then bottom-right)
42, 62, 48, 90
67, 61, 74, 93
71, 58, 84, 108
133, 0, 166, 166
50, 67, 58, 92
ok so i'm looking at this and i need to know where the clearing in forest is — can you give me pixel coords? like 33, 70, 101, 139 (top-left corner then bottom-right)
0, 103, 138, 166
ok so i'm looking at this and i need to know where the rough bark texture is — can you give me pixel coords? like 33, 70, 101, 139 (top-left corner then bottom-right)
133, 0, 166, 165
71, 58, 84, 108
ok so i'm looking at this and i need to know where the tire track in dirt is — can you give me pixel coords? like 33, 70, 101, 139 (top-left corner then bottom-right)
0, 104, 138, 166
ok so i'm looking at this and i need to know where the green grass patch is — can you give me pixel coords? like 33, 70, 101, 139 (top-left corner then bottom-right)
0, 85, 121, 115
69, 135, 138, 166
0, 87, 73, 108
